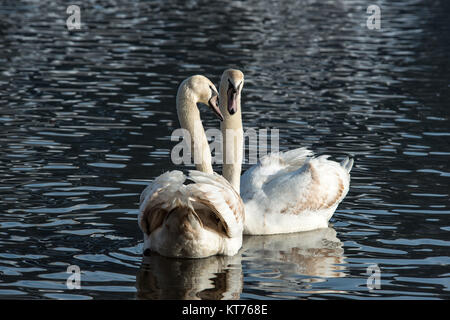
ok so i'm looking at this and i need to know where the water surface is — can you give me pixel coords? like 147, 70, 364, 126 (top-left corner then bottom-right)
0, 0, 449, 299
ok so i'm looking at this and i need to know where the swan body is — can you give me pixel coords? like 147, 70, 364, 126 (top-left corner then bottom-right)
241, 150, 353, 235
138, 75, 244, 258
218, 69, 353, 235
139, 170, 244, 258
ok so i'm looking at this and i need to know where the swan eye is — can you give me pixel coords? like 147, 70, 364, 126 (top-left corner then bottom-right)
227, 79, 235, 91
228, 79, 241, 93
209, 85, 218, 97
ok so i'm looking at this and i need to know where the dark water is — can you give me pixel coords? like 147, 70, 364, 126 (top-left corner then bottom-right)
0, 0, 449, 299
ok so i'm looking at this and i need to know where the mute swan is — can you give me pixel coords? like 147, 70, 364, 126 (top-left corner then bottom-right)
218, 69, 353, 235
138, 75, 245, 258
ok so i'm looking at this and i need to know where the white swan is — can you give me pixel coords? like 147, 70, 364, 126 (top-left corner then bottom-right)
138, 75, 244, 258
218, 69, 353, 235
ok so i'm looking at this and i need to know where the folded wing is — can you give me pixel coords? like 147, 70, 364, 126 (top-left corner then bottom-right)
138, 170, 244, 250
240, 147, 313, 201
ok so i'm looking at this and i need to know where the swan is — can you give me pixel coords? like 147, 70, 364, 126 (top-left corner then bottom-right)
218, 69, 354, 235
138, 75, 245, 258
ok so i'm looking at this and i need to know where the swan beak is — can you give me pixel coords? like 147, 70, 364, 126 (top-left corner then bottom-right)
208, 95, 224, 121
227, 80, 239, 115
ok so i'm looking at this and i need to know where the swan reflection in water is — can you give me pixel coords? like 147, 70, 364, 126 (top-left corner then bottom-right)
136, 227, 346, 299
136, 253, 243, 300
241, 227, 347, 295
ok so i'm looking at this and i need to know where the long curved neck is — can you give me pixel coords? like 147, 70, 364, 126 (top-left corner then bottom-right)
219, 83, 243, 193
176, 83, 213, 174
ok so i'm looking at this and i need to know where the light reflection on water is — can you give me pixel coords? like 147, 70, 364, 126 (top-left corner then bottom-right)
0, 0, 449, 299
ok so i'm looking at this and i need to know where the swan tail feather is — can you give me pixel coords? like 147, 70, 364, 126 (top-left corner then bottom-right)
340, 157, 354, 173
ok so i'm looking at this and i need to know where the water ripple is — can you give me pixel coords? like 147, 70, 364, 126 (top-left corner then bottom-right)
0, 0, 449, 299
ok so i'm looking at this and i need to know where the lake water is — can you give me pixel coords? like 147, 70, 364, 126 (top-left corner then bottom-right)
0, 0, 449, 300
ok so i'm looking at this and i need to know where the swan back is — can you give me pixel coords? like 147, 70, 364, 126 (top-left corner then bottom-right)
240, 147, 313, 201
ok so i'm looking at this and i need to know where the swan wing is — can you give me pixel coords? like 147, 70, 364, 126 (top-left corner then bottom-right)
138, 170, 188, 236
263, 155, 351, 215
139, 170, 244, 246
187, 170, 244, 238
240, 147, 313, 201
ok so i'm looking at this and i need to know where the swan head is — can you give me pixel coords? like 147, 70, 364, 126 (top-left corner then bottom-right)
184, 75, 223, 121
220, 69, 244, 116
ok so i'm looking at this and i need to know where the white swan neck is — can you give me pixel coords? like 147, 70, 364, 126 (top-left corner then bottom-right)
220, 85, 243, 193
221, 126, 243, 193
177, 83, 213, 174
